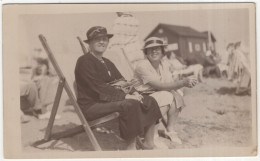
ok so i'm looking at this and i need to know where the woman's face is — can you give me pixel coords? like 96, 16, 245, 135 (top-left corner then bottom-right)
89, 36, 109, 54
146, 46, 164, 63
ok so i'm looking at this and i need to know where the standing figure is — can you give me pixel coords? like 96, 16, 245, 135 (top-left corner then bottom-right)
228, 42, 251, 94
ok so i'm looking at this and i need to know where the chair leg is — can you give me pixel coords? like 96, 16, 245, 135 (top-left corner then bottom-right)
44, 78, 65, 141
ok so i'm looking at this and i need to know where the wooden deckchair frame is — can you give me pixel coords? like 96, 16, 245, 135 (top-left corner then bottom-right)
32, 34, 119, 151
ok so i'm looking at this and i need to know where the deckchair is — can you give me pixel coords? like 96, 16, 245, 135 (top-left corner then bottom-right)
32, 34, 119, 151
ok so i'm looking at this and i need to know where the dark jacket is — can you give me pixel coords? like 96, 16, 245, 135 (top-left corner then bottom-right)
75, 53, 126, 109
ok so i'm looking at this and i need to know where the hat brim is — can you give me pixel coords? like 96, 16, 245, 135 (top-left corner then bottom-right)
142, 43, 167, 50
83, 34, 113, 43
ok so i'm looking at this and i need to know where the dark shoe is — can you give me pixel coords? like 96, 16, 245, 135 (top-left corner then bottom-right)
154, 136, 168, 149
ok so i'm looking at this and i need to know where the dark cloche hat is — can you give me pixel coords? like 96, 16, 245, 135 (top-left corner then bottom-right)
84, 26, 113, 43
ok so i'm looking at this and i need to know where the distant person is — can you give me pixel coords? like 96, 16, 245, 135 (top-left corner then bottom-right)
135, 37, 198, 145
31, 51, 60, 119
226, 43, 236, 80
214, 44, 233, 78
20, 48, 60, 120
166, 51, 204, 83
20, 80, 44, 120
203, 48, 221, 78
233, 42, 250, 76
228, 41, 251, 94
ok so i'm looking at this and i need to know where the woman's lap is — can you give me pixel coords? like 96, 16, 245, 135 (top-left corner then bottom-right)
83, 99, 134, 121
149, 90, 184, 109
80, 96, 162, 140
150, 91, 173, 107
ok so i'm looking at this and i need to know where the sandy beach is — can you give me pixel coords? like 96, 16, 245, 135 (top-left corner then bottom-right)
21, 77, 252, 152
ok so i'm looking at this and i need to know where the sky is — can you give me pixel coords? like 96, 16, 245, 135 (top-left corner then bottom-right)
19, 7, 250, 67
134, 9, 250, 48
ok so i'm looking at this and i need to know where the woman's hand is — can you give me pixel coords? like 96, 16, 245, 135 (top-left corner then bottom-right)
125, 93, 143, 103
183, 77, 198, 88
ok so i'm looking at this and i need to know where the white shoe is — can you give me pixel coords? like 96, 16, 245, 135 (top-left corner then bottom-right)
154, 136, 168, 149
159, 130, 182, 145
167, 131, 182, 145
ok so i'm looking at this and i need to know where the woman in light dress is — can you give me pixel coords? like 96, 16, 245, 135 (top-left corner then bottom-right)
135, 37, 198, 145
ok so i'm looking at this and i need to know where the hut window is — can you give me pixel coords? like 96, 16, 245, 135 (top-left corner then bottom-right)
188, 42, 193, 53
195, 44, 201, 51
167, 43, 178, 51
203, 43, 206, 52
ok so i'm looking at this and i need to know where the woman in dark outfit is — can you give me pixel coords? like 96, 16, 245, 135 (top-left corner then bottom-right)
75, 26, 162, 150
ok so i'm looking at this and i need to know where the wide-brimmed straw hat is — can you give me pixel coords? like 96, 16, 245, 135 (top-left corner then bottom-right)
142, 37, 167, 50
84, 26, 113, 43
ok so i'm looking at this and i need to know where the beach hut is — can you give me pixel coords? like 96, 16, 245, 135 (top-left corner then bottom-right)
145, 23, 216, 65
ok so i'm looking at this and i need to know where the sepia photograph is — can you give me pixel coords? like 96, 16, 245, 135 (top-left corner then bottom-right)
3, 2, 257, 159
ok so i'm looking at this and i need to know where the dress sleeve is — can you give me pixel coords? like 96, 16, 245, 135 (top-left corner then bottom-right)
135, 61, 159, 84
76, 58, 126, 102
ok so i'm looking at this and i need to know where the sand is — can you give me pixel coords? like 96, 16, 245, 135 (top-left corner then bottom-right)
21, 77, 252, 152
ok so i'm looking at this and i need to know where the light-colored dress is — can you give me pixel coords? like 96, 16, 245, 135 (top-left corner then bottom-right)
32, 62, 59, 107
230, 48, 250, 79
135, 59, 184, 108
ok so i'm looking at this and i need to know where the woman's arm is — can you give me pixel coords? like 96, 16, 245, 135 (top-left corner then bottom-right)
147, 77, 197, 91
135, 59, 197, 91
